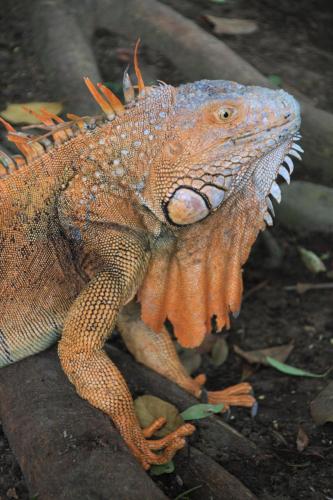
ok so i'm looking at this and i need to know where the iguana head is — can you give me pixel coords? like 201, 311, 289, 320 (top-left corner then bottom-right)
138, 80, 302, 346
141, 80, 301, 229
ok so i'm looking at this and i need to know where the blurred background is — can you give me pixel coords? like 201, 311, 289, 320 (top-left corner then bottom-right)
0, 0, 332, 499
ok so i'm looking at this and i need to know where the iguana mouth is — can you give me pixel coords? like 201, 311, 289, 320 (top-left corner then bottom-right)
263, 132, 303, 227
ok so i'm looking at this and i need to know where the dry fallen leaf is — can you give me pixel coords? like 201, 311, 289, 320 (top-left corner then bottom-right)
296, 426, 310, 452
234, 343, 293, 366
134, 395, 184, 437
203, 14, 258, 35
0, 102, 63, 124
310, 381, 333, 425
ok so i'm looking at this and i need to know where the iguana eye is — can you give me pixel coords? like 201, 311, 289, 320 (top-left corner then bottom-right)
217, 107, 234, 121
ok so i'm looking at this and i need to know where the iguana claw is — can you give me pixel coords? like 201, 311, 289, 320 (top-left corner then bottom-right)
121, 418, 195, 470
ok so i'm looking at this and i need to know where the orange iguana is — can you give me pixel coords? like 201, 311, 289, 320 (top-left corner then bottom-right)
0, 45, 302, 469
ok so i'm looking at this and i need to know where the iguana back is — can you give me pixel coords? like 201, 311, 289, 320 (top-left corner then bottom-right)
0, 53, 302, 468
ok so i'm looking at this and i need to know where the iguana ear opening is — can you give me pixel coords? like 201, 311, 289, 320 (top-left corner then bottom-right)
164, 187, 210, 226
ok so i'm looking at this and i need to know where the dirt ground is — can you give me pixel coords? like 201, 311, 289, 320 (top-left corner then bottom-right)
0, 0, 332, 499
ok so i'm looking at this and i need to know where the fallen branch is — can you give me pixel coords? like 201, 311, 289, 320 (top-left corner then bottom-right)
284, 282, 333, 294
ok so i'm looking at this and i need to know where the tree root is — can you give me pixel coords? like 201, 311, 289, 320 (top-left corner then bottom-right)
0, 346, 259, 499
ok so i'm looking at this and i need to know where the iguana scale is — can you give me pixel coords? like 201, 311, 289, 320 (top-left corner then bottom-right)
0, 45, 302, 468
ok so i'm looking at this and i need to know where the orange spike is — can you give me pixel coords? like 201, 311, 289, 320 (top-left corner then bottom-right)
97, 83, 124, 115
12, 154, 26, 167
66, 113, 82, 120
0, 116, 16, 132
134, 38, 145, 94
40, 108, 73, 140
40, 107, 64, 124
66, 113, 85, 131
84, 77, 114, 114
6, 133, 34, 160
21, 106, 54, 126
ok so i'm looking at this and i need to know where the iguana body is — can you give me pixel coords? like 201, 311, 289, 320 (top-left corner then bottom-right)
0, 54, 302, 468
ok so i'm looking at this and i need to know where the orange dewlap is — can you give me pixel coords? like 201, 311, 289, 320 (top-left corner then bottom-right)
139, 197, 263, 347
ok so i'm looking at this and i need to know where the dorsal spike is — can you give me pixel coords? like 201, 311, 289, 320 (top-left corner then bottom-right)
21, 106, 54, 126
6, 131, 35, 161
0, 149, 18, 177
123, 67, 135, 103
67, 113, 85, 130
40, 107, 64, 124
84, 77, 114, 115
12, 154, 26, 168
40, 107, 73, 140
134, 39, 145, 95
97, 83, 124, 116
0, 116, 16, 132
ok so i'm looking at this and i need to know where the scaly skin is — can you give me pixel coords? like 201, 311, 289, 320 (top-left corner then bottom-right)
0, 75, 301, 468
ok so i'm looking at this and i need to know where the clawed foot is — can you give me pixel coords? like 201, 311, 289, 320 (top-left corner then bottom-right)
118, 416, 195, 470
207, 382, 256, 412
192, 375, 256, 412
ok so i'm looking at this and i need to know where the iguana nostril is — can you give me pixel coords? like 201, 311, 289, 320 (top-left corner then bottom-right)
284, 112, 291, 119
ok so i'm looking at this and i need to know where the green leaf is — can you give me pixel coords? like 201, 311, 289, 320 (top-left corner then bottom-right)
150, 460, 175, 476
268, 74, 282, 87
181, 403, 223, 420
298, 247, 326, 274
266, 356, 330, 378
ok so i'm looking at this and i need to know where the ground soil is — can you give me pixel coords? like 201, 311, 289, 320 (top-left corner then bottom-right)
0, 0, 332, 499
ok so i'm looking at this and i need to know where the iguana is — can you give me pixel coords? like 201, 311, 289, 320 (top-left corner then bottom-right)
0, 45, 302, 469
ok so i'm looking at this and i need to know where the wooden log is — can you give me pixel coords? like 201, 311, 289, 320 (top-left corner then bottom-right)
0, 349, 167, 500
92, 0, 333, 184
31, 0, 101, 115
175, 446, 256, 500
0, 343, 260, 498
276, 181, 333, 234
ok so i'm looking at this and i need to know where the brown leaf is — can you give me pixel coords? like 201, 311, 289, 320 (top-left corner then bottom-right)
211, 337, 229, 367
310, 381, 333, 425
296, 426, 309, 452
234, 343, 294, 366
203, 14, 258, 35
134, 395, 184, 437
6, 488, 18, 500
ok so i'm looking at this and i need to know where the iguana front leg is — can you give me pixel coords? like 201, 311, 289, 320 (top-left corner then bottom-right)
58, 233, 194, 470
118, 302, 255, 412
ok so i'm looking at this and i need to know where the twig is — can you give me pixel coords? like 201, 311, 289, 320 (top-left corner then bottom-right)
284, 282, 333, 294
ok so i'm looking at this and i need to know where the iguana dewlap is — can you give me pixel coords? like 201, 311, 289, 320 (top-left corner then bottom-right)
0, 47, 302, 468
